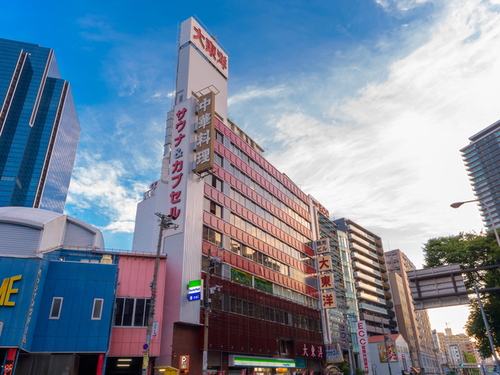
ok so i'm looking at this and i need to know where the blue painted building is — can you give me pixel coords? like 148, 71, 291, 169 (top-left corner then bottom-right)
0, 39, 80, 213
0, 207, 118, 375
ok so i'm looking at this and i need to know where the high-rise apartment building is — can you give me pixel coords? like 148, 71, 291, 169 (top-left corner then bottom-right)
461, 120, 500, 231
333, 218, 398, 336
385, 249, 439, 375
132, 18, 323, 375
337, 229, 360, 358
0, 39, 80, 213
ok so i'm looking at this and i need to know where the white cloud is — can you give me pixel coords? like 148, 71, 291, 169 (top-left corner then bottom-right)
375, 0, 433, 12
230, 0, 500, 269
228, 86, 286, 106
67, 153, 147, 234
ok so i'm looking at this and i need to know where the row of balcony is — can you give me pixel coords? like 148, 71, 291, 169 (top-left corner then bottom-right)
351, 251, 379, 268
357, 291, 386, 305
356, 281, 385, 296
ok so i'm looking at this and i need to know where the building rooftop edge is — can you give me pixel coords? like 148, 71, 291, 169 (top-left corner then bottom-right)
461, 118, 500, 151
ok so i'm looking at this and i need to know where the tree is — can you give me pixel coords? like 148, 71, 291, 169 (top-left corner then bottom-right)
423, 230, 500, 358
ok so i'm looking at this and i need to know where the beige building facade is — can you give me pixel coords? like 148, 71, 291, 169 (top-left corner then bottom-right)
385, 249, 440, 375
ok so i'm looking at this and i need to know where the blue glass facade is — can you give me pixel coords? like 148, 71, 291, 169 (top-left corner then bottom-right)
461, 120, 500, 231
0, 39, 80, 213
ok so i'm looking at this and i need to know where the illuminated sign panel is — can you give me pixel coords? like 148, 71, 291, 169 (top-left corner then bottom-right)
188, 279, 202, 301
195, 92, 215, 174
356, 320, 372, 375
325, 343, 343, 363
180, 18, 229, 79
229, 356, 295, 368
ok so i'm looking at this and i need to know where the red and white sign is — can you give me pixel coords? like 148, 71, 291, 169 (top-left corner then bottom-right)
180, 18, 229, 78
339, 324, 349, 349
165, 99, 194, 236
299, 343, 324, 358
356, 321, 372, 375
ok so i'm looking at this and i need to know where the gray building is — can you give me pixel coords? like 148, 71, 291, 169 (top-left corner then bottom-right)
461, 120, 500, 231
0, 38, 80, 213
334, 218, 398, 336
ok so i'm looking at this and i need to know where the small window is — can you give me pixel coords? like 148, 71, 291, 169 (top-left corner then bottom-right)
50, 297, 63, 319
92, 298, 104, 320
214, 153, 223, 167
215, 130, 224, 143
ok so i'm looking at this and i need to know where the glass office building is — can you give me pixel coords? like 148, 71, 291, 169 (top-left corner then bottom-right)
461, 120, 500, 231
0, 38, 80, 213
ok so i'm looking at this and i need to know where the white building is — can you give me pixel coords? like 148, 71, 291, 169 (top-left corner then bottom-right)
368, 334, 413, 375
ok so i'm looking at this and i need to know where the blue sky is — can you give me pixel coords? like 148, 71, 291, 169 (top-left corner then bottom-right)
3, 0, 500, 333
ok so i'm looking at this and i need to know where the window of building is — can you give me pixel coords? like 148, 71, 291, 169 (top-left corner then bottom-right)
204, 198, 222, 218
92, 298, 104, 320
114, 297, 150, 327
214, 153, 223, 167
215, 130, 224, 143
203, 226, 222, 246
205, 175, 223, 192
49, 297, 63, 319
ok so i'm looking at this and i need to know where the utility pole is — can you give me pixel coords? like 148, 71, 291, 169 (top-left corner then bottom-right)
143, 213, 177, 375
203, 248, 223, 375
383, 334, 393, 375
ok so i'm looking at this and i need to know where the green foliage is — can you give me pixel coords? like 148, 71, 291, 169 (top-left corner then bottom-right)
338, 360, 350, 375
463, 352, 477, 363
422, 230, 500, 358
355, 368, 366, 375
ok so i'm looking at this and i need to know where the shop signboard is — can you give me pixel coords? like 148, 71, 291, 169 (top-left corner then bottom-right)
339, 324, 349, 350
180, 17, 229, 78
314, 239, 330, 255
378, 342, 398, 362
356, 320, 372, 375
188, 279, 202, 301
325, 343, 343, 363
195, 92, 215, 174
165, 98, 195, 236
229, 356, 295, 368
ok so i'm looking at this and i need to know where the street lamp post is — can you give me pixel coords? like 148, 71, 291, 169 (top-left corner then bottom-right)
450, 200, 500, 248
450, 200, 500, 371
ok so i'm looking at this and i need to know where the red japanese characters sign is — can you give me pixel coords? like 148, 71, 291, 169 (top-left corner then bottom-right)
166, 98, 194, 236
180, 18, 229, 79
298, 343, 324, 358
321, 292, 336, 309
310, 197, 330, 218
317, 255, 332, 271
319, 274, 334, 290
195, 92, 215, 174
356, 321, 372, 375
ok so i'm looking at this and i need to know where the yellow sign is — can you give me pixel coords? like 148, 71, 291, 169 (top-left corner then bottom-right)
143, 353, 149, 369
0, 275, 21, 306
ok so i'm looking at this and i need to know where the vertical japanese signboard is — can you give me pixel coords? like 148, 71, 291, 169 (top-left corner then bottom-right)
314, 239, 330, 255
339, 324, 349, 350
356, 320, 372, 375
180, 17, 229, 78
166, 99, 193, 235
195, 92, 215, 174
